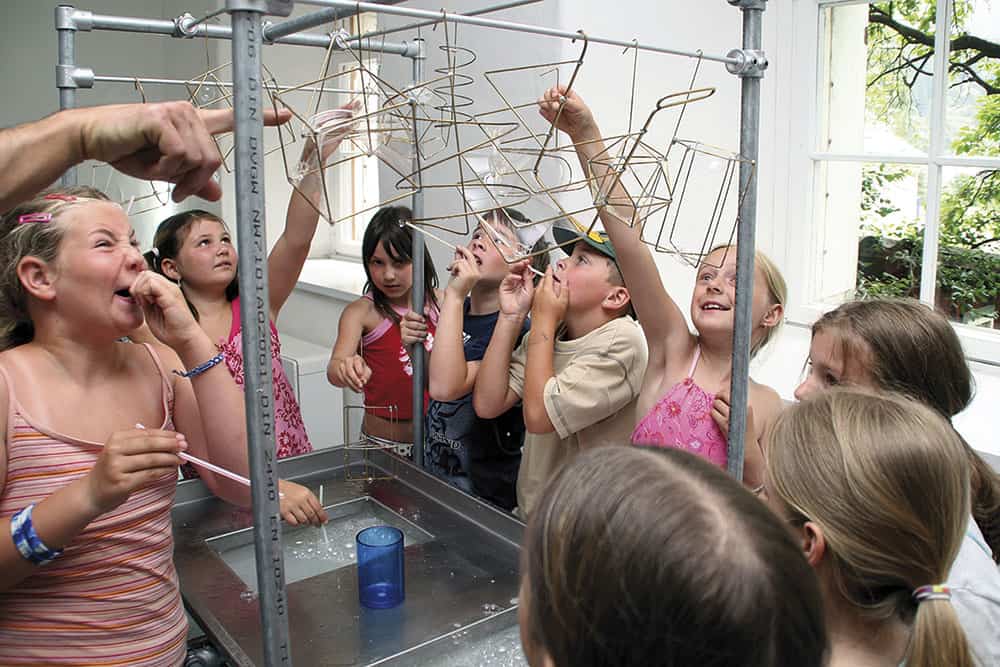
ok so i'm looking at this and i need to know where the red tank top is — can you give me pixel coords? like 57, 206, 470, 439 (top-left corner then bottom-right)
361, 296, 437, 420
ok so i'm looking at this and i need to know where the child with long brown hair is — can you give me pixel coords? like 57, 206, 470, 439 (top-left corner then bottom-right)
766, 390, 977, 667
327, 206, 440, 453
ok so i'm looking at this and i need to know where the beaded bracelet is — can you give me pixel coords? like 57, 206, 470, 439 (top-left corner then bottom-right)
172, 352, 225, 379
10, 504, 63, 566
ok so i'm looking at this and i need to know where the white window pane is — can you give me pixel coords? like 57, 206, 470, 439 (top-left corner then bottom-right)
811, 160, 927, 304
856, 163, 928, 301
819, 2, 938, 156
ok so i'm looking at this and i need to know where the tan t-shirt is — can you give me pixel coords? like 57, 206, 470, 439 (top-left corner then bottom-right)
509, 316, 647, 517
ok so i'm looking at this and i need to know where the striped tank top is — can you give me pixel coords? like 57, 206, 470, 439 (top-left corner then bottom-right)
0, 344, 187, 666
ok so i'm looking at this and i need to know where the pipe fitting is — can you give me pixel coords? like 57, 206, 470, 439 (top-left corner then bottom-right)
725, 48, 768, 78
55, 6, 77, 30
224, 0, 293, 16
727, 0, 767, 9
56, 65, 94, 89
409, 36, 426, 60
56, 6, 94, 32
175, 13, 200, 37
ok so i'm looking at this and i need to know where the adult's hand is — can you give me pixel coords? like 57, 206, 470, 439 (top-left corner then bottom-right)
80, 102, 292, 201
0, 102, 292, 212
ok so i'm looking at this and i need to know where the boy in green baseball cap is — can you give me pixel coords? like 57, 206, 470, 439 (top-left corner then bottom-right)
473, 220, 647, 518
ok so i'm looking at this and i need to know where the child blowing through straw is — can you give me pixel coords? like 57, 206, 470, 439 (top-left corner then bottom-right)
409, 209, 548, 510
0, 188, 253, 665
473, 225, 646, 519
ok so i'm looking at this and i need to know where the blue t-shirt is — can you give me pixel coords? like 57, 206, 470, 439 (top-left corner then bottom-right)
425, 300, 529, 510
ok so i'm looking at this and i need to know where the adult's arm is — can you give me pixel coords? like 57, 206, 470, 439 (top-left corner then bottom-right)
0, 103, 290, 212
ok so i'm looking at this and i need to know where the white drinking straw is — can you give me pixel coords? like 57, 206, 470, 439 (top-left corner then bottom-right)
135, 423, 253, 488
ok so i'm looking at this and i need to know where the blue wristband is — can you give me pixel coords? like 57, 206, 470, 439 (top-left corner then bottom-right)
172, 352, 225, 379
10, 504, 63, 566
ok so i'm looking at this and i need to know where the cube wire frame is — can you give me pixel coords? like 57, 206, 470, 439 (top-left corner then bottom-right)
54, 2, 768, 665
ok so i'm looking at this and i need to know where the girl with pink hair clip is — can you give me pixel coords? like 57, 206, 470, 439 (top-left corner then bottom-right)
0, 187, 257, 664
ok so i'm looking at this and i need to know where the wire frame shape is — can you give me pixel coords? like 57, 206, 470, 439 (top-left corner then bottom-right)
645, 139, 756, 268
342, 404, 401, 482
272, 65, 422, 226
184, 62, 298, 174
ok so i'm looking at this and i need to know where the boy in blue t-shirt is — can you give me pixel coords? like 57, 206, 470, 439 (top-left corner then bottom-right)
403, 208, 547, 510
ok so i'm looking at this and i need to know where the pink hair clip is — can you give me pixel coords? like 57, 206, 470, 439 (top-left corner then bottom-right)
17, 213, 52, 225
42, 194, 77, 202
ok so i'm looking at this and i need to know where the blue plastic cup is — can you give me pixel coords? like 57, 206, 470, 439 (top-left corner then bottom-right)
356, 525, 404, 609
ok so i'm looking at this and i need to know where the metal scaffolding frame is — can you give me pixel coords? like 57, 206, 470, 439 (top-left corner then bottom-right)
54, 1, 768, 664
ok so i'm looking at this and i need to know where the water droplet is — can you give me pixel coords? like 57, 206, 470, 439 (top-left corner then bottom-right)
489, 578, 495, 584
240, 591, 256, 602
510, 597, 519, 606
482, 602, 501, 615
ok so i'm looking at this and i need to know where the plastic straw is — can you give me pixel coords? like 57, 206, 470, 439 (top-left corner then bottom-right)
135, 423, 252, 487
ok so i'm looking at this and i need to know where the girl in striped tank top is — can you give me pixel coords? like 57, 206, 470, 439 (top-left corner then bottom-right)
0, 187, 256, 666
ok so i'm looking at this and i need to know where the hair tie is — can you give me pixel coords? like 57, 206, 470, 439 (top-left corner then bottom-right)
913, 584, 951, 603
42, 194, 76, 202
17, 213, 52, 225
150, 247, 160, 258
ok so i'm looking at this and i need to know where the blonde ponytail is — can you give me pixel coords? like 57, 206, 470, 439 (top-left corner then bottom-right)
768, 390, 975, 667
909, 593, 975, 667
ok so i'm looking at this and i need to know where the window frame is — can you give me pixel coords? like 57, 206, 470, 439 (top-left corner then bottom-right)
777, 0, 1000, 365
324, 12, 380, 261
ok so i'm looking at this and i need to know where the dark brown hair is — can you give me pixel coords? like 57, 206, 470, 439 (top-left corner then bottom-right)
813, 298, 1000, 563
146, 209, 238, 321
361, 206, 438, 324
523, 446, 827, 667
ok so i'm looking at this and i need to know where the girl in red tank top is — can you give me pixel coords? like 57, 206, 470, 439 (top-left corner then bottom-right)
327, 206, 440, 449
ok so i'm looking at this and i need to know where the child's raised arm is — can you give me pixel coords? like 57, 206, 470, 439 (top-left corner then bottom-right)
327, 298, 372, 393
538, 86, 696, 377
268, 102, 358, 319
429, 247, 482, 402
473, 263, 534, 419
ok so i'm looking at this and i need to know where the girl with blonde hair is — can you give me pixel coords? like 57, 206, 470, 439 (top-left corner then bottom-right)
766, 389, 976, 667
537, 86, 787, 487
0, 187, 251, 663
795, 298, 1000, 664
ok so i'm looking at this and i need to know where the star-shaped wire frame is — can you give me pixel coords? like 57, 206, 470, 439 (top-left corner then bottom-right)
184, 62, 299, 174
268, 28, 507, 229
